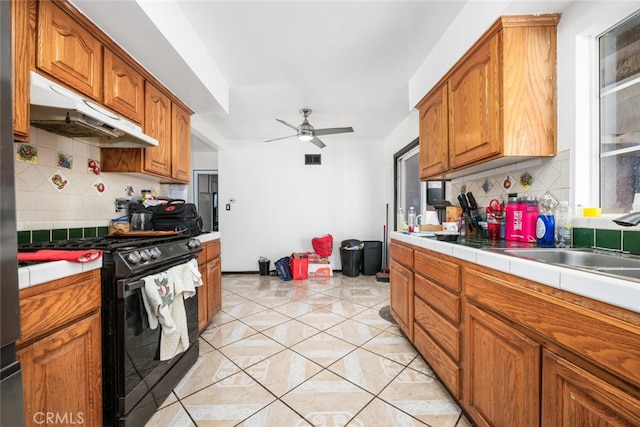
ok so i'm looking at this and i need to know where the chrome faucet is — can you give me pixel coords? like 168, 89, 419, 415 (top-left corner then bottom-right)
612, 211, 640, 227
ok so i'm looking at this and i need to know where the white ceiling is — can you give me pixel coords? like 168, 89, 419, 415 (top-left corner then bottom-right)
68, 1, 568, 152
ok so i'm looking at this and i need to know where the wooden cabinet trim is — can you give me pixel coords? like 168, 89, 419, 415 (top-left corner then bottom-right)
18, 270, 101, 346
414, 324, 460, 399
414, 273, 461, 325
465, 265, 640, 388
390, 241, 414, 269
414, 297, 460, 361
414, 250, 460, 292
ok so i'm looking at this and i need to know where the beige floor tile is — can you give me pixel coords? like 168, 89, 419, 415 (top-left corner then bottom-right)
319, 287, 365, 299
296, 310, 349, 331
174, 349, 241, 399
290, 332, 356, 367
236, 400, 312, 426
157, 391, 178, 410
181, 371, 276, 427
272, 300, 316, 318
209, 309, 236, 327
238, 309, 291, 332
319, 300, 370, 318
245, 349, 323, 397
347, 397, 429, 426
281, 369, 374, 426
456, 414, 474, 426
378, 367, 461, 427
351, 307, 397, 331
408, 355, 435, 378
200, 319, 259, 348
218, 334, 286, 369
261, 319, 321, 346
221, 293, 252, 309
345, 292, 388, 308
233, 288, 278, 301
327, 348, 404, 395
223, 300, 270, 319
324, 319, 383, 346
198, 338, 215, 354
361, 331, 418, 363
295, 292, 341, 307
144, 401, 194, 426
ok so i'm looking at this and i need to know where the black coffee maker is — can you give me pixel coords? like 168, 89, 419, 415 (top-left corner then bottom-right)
432, 200, 452, 224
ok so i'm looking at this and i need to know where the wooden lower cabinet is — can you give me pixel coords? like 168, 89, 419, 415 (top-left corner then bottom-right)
389, 259, 414, 339
17, 270, 102, 427
542, 350, 640, 427
464, 303, 541, 427
389, 238, 640, 427
197, 239, 222, 332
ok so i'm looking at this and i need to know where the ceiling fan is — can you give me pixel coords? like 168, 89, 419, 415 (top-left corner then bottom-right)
264, 108, 354, 148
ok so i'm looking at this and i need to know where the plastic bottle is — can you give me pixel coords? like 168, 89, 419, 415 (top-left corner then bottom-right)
536, 195, 555, 247
396, 207, 404, 232
505, 193, 523, 241
522, 197, 539, 243
555, 201, 571, 248
407, 207, 416, 233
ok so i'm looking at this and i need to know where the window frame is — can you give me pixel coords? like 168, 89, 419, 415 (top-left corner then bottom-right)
394, 138, 426, 231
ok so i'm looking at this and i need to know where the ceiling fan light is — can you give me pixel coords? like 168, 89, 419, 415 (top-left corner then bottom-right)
298, 134, 313, 142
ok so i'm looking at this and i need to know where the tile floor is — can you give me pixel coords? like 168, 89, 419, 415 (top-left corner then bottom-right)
146, 273, 472, 426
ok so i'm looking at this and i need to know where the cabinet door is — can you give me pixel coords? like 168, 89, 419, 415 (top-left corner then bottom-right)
171, 104, 191, 182
542, 350, 640, 427
208, 257, 222, 316
449, 34, 500, 169
36, 0, 102, 100
389, 259, 414, 339
418, 82, 449, 179
143, 82, 172, 177
464, 303, 541, 427
197, 264, 208, 332
17, 311, 102, 427
103, 49, 144, 125
12, 0, 30, 139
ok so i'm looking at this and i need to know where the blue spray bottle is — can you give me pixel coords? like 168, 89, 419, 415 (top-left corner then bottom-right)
536, 195, 555, 247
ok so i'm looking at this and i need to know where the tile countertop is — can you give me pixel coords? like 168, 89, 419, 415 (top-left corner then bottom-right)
18, 232, 221, 290
390, 231, 640, 314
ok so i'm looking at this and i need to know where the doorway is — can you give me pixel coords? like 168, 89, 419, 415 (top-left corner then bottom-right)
193, 170, 218, 232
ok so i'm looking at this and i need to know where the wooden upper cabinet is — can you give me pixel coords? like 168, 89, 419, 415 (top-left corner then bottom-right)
103, 48, 144, 125
418, 82, 449, 179
143, 82, 172, 177
448, 36, 500, 169
36, 0, 102, 100
171, 104, 191, 182
11, 0, 32, 140
416, 14, 559, 179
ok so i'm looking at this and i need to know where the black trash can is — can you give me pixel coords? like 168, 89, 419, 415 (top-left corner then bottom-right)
361, 240, 382, 275
340, 239, 362, 277
258, 260, 270, 276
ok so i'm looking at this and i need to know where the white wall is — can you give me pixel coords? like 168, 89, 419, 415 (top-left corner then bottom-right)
218, 138, 385, 271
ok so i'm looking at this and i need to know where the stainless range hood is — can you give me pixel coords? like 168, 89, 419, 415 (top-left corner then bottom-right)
29, 71, 158, 148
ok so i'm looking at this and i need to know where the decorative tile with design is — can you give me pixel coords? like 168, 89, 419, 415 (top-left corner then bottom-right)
281, 370, 374, 426
245, 349, 323, 398
349, 397, 430, 426
16, 144, 38, 163
351, 307, 398, 331
200, 319, 260, 348
93, 177, 106, 194
295, 310, 350, 332
57, 151, 73, 169
361, 331, 418, 363
502, 175, 514, 191
49, 170, 69, 191
481, 177, 494, 193
237, 309, 291, 332
317, 300, 369, 318
261, 319, 321, 347
217, 334, 286, 369
181, 371, 276, 427
173, 350, 241, 399
145, 401, 195, 427
236, 400, 313, 427
290, 332, 357, 367
327, 348, 405, 394
324, 319, 384, 346
378, 366, 462, 426
223, 300, 269, 319
518, 171, 535, 191
272, 300, 316, 318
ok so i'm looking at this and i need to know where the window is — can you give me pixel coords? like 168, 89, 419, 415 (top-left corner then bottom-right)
394, 139, 425, 230
599, 10, 640, 214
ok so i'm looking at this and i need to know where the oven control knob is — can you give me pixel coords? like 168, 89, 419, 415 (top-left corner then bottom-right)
127, 252, 142, 264
140, 249, 152, 261
187, 239, 201, 249
150, 247, 161, 258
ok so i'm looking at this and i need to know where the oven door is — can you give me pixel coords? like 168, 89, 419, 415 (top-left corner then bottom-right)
115, 258, 199, 420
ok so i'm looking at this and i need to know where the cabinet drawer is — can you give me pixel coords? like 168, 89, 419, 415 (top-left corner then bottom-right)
208, 239, 221, 260
18, 270, 101, 346
390, 241, 413, 268
414, 297, 460, 361
415, 273, 461, 324
414, 323, 461, 399
414, 250, 460, 292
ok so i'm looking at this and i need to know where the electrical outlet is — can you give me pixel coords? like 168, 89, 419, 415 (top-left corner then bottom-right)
226, 204, 231, 211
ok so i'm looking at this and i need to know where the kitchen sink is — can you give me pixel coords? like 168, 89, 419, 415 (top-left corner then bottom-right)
500, 248, 640, 269
486, 247, 640, 282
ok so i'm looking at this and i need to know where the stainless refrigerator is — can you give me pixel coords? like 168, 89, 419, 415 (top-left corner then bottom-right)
1, 1, 25, 425
197, 173, 218, 232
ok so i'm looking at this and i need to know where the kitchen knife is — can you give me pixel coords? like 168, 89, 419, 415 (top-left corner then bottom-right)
466, 192, 483, 227
457, 193, 474, 231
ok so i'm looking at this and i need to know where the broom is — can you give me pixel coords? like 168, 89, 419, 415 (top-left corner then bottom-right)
376, 204, 390, 282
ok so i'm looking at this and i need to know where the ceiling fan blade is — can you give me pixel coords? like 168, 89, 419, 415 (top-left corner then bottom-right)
275, 119, 299, 131
310, 136, 326, 148
264, 134, 296, 142
313, 126, 354, 136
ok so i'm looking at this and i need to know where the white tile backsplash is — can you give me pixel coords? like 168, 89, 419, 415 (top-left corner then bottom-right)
15, 128, 175, 231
